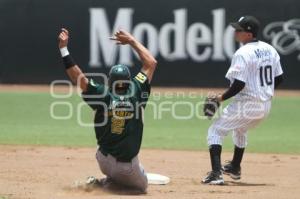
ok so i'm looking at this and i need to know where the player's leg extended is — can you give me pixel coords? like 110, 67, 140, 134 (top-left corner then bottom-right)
203, 115, 231, 184
203, 101, 248, 185
111, 156, 148, 193
202, 121, 229, 185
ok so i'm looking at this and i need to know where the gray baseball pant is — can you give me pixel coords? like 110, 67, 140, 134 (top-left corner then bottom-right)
96, 149, 148, 192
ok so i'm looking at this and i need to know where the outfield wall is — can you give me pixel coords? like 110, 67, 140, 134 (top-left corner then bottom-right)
0, 0, 299, 88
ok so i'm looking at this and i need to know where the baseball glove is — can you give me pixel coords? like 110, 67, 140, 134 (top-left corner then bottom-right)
203, 95, 220, 118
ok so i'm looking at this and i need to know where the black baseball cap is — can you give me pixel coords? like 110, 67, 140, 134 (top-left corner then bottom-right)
230, 16, 260, 37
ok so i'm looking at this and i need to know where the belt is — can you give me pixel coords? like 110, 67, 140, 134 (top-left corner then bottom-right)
100, 149, 131, 163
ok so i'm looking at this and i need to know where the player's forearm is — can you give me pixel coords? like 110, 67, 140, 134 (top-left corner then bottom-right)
66, 66, 88, 91
60, 48, 88, 92
130, 39, 157, 69
220, 79, 245, 101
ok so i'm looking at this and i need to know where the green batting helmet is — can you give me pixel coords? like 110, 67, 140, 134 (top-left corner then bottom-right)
108, 64, 131, 91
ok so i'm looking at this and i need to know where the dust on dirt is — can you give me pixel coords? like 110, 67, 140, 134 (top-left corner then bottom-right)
0, 145, 299, 199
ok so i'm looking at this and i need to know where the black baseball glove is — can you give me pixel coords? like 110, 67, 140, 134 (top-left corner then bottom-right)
203, 95, 220, 119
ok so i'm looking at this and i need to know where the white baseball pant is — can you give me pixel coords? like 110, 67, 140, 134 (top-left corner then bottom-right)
207, 100, 272, 148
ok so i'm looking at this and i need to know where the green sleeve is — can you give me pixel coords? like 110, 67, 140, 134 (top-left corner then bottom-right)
82, 79, 109, 110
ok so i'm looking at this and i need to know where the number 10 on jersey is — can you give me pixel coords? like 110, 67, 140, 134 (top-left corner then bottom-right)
259, 65, 273, 86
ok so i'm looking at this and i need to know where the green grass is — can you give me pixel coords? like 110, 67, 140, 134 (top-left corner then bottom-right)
0, 91, 299, 154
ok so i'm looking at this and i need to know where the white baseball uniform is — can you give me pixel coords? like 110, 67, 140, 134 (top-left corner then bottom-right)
207, 41, 283, 148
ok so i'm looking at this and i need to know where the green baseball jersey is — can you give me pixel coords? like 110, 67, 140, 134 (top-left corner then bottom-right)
82, 72, 151, 161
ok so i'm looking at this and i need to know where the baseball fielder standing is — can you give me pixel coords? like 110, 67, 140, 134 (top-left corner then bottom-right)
202, 16, 284, 185
58, 28, 157, 192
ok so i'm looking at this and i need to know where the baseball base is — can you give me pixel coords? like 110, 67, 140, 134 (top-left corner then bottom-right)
146, 173, 170, 185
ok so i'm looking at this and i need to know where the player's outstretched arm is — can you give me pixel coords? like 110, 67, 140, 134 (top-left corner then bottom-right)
110, 30, 157, 82
58, 28, 88, 92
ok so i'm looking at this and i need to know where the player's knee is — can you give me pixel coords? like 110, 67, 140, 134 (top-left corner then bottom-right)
138, 180, 148, 193
207, 135, 223, 146
131, 173, 148, 193
132, 175, 148, 193
207, 126, 223, 146
233, 136, 247, 148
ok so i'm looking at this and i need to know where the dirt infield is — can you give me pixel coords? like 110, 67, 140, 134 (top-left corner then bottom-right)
0, 145, 299, 199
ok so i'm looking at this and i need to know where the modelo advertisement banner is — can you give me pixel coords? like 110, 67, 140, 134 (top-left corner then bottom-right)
0, 0, 299, 88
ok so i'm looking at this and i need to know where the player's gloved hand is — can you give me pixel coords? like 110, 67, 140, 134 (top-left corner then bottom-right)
203, 94, 221, 119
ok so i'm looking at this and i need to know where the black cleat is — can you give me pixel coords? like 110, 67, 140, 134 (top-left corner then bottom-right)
202, 171, 224, 185
222, 161, 241, 180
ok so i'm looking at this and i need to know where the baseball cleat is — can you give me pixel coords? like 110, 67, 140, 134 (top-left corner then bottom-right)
85, 176, 114, 189
74, 176, 103, 190
222, 161, 241, 180
86, 176, 101, 186
202, 171, 224, 185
